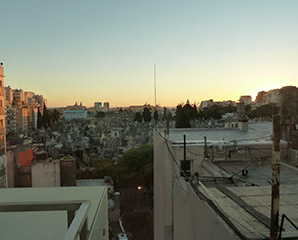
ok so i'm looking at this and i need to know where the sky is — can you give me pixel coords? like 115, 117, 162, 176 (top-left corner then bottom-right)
1, 0, 298, 108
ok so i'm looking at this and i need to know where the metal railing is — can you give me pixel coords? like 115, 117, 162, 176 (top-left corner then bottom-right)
278, 214, 298, 240
0, 201, 90, 240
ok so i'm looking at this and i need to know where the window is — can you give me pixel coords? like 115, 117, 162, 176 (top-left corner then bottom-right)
180, 160, 191, 177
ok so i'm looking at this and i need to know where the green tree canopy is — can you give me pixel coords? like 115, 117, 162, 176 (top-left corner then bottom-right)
51, 108, 61, 123
85, 144, 153, 188
198, 104, 236, 120
143, 107, 152, 122
247, 104, 276, 119
121, 144, 153, 187
134, 112, 143, 122
153, 110, 159, 121
96, 111, 105, 118
175, 103, 198, 128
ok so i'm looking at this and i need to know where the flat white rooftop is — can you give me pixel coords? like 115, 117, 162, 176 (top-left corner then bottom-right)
0, 186, 108, 240
168, 122, 274, 144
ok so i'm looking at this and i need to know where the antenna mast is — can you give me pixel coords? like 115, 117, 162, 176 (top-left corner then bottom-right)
154, 64, 157, 110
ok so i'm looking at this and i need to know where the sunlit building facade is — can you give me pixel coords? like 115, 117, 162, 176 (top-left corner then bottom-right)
0, 64, 7, 187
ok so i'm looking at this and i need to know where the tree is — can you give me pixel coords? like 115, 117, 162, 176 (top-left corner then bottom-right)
95, 111, 105, 118
87, 144, 154, 189
162, 107, 167, 120
198, 104, 230, 120
43, 103, 51, 128
175, 104, 195, 128
121, 144, 153, 187
52, 109, 61, 123
143, 107, 152, 122
247, 104, 276, 119
153, 110, 159, 121
134, 112, 143, 122
37, 108, 42, 129
92, 159, 115, 179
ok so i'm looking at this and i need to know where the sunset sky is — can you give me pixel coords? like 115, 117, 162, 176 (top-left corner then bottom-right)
1, 0, 298, 108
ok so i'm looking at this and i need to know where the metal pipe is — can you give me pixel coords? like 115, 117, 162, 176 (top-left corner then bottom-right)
204, 136, 207, 158
270, 114, 281, 240
166, 114, 169, 135
184, 135, 186, 161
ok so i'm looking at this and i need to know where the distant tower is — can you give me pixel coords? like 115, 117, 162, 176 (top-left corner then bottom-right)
104, 102, 109, 111
186, 99, 190, 105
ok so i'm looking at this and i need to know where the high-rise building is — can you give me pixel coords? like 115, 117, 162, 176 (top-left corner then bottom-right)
239, 95, 252, 105
5, 106, 16, 135
103, 102, 109, 111
94, 102, 102, 108
24, 91, 35, 104
13, 89, 25, 104
4, 86, 13, 105
94, 102, 102, 112
0, 63, 7, 187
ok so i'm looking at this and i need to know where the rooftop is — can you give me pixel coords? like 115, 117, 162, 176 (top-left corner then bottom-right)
195, 160, 298, 239
0, 186, 108, 240
168, 122, 275, 145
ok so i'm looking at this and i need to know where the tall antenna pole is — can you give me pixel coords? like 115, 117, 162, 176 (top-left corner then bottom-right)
154, 64, 157, 110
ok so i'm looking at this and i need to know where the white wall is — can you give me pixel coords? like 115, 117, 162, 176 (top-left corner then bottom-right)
89, 188, 109, 240
32, 161, 60, 187
173, 179, 238, 240
154, 132, 173, 240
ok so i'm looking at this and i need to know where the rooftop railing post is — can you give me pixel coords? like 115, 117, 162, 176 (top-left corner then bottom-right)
204, 136, 207, 159
184, 135, 186, 162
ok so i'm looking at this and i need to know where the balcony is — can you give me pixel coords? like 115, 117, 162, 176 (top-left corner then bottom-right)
0, 186, 108, 240
0, 201, 90, 240
0, 127, 4, 135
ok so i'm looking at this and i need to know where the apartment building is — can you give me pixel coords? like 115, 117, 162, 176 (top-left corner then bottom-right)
0, 64, 7, 187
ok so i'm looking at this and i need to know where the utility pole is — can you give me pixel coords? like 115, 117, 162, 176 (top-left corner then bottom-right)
270, 114, 281, 240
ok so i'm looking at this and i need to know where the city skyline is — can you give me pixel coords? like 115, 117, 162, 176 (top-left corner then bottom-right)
1, 82, 292, 108
1, 0, 298, 107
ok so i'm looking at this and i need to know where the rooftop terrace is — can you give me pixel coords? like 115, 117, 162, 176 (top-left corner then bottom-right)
168, 122, 275, 145
195, 160, 298, 239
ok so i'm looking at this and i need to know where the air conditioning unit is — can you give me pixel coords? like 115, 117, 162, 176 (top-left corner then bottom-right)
290, 149, 298, 166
